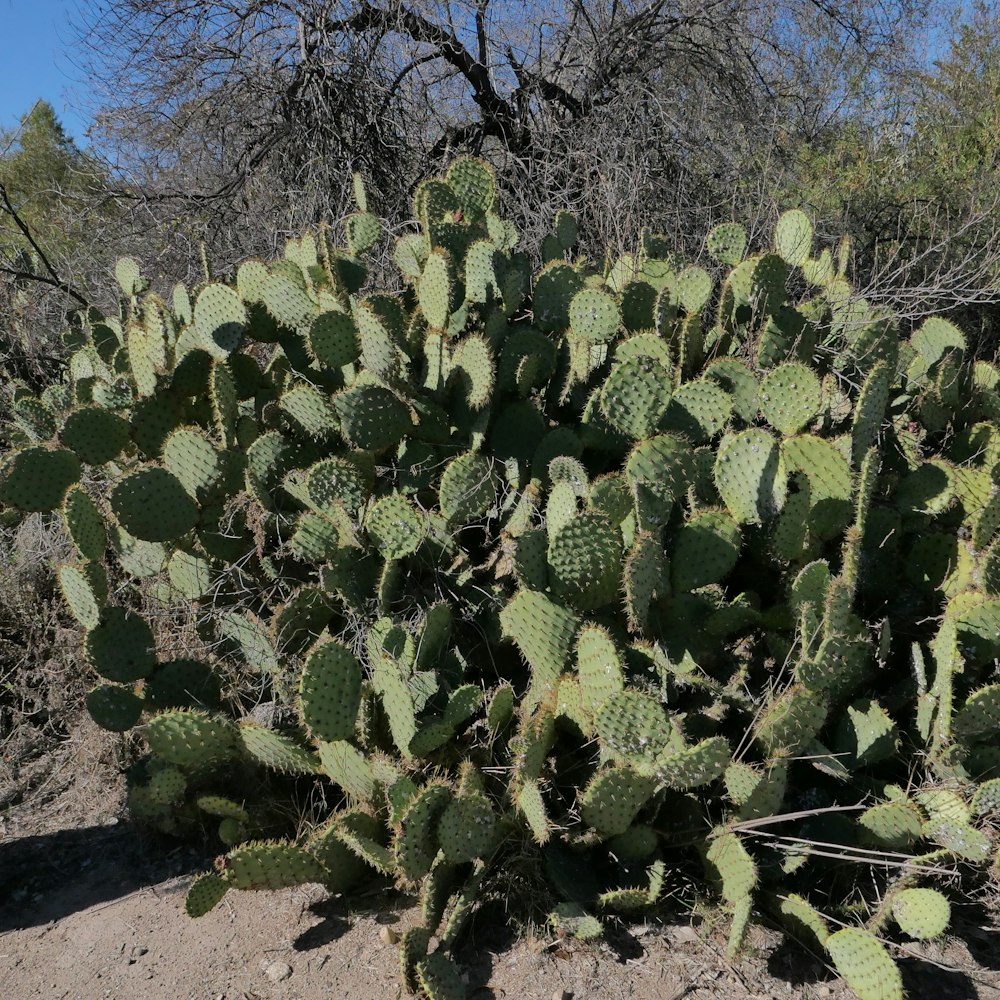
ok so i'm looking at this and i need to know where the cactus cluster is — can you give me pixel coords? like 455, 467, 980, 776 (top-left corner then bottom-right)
7, 159, 1000, 1000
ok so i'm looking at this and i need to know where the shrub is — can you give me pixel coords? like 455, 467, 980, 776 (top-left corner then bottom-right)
4, 161, 999, 1000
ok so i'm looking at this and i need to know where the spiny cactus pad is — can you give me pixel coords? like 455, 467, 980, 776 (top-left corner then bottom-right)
826, 928, 902, 1000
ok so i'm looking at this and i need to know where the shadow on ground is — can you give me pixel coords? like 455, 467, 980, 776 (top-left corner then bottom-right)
0, 822, 213, 932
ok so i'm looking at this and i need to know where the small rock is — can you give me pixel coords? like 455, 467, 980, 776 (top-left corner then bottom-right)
553, 990, 573, 1000
379, 926, 399, 945
264, 961, 292, 983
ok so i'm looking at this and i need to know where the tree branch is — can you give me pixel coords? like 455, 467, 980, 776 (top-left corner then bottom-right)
0, 183, 89, 306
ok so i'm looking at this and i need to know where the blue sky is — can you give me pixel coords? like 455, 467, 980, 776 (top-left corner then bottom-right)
0, 0, 90, 144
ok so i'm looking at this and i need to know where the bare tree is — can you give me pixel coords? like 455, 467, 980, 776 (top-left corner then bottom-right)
71, 0, 934, 271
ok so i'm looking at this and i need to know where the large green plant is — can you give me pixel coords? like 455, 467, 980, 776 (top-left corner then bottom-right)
5, 161, 1000, 1000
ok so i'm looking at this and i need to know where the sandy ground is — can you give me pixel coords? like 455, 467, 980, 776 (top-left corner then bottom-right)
2, 717, 1000, 1000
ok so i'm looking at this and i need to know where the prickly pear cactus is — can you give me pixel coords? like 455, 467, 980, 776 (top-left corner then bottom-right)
8, 167, 1000, 1000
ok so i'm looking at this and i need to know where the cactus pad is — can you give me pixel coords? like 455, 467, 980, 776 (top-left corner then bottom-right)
366, 493, 425, 559
569, 287, 620, 343
826, 928, 902, 1000
144, 709, 239, 768
86, 607, 156, 682
581, 767, 656, 837
225, 842, 325, 890
299, 641, 362, 742
193, 283, 247, 359
437, 793, 498, 863
86, 683, 144, 731
439, 452, 496, 523
239, 722, 318, 774
600, 354, 673, 439
546, 513, 621, 610
891, 888, 950, 940
185, 872, 229, 917
110, 468, 199, 542
670, 510, 740, 592
0, 446, 80, 511
59, 407, 131, 465
714, 429, 784, 525
759, 363, 822, 435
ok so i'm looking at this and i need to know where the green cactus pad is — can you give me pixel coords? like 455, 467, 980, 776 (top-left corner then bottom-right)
239, 722, 317, 774
163, 428, 223, 499
59, 407, 131, 465
670, 510, 740, 592
317, 741, 376, 801
86, 683, 144, 731
623, 532, 666, 634
14, 396, 57, 441
418, 249, 454, 330
652, 736, 731, 789
308, 310, 360, 368
500, 590, 579, 692
261, 271, 316, 329
196, 796, 249, 822
144, 709, 239, 768
704, 359, 759, 423
972, 778, 1000, 816
858, 801, 923, 849
366, 493, 425, 559
305, 454, 371, 515
279, 384, 338, 440
851, 362, 891, 469
581, 767, 656, 837
299, 641, 362, 742
59, 562, 104, 629
954, 685, 1000, 740
439, 452, 497, 523
891, 888, 950, 940
398, 925, 431, 993
62, 485, 107, 561
143, 659, 221, 711
754, 684, 828, 755
714, 428, 784, 525
516, 779, 550, 843
218, 612, 278, 674
345, 212, 380, 256
923, 817, 991, 861
449, 334, 495, 409
576, 625, 625, 715
600, 354, 672, 439
707, 223, 747, 265
0, 446, 80, 512
446, 156, 496, 215
185, 872, 229, 917
547, 513, 621, 610
705, 832, 756, 904
486, 684, 515, 733
775, 210, 813, 266
395, 781, 452, 881
416, 953, 465, 1000
224, 841, 325, 890
759, 363, 822, 435
437, 793, 499, 863
333, 385, 411, 451
86, 607, 156, 683
827, 928, 902, 1000
594, 690, 673, 761
662, 378, 733, 442
569, 287, 621, 343
193, 283, 247, 359
110, 468, 198, 542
